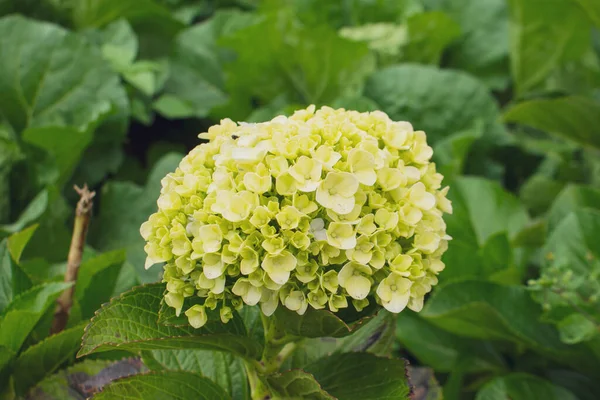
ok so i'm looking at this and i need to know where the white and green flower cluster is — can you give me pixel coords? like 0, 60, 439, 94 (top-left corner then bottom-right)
141, 106, 452, 328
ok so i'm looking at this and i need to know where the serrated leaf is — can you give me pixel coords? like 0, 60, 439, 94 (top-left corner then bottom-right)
91, 371, 229, 400
282, 311, 396, 370
505, 96, 600, 150
267, 370, 334, 400
442, 177, 529, 282
0, 282, 72, 353
0, 16, 124, 184
89, 153, 183, 283
12, 324, 86, 395
273, 303, 378, 338
303, 352, 411, 399
364, 64, 506, 144
142, 350, 249, 399
73, 249, 126, 321
476, 373, 578, 400
79, 283, 263, 360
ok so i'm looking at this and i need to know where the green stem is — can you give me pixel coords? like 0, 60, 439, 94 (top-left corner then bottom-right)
245, 361, 271, 400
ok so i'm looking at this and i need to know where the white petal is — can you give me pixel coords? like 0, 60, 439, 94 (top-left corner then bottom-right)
332, 196, 355, 215
203, 261, 225, 279
346, 276, 371, 300
266, 269, 291, 285
383, 291, 410, 313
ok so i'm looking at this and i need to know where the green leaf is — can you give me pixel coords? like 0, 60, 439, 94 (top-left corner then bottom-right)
442, 177, 529, 281
7, 224, 38, 263
0, 282, 72, 353
548, 184, 600, 231
508, 0, 591, 94
364, 64, 506, 144
79, 283, 263, 360
273, 304, 379, 338
91, 371, 230, 400
142, 350, 249, 399
558, 314, 598, 344
72, 0, 184, 36
220, 10, 375, 114
0, 238, 32, 312
424, 0, 510, 89
433, 123, 483, 178
573, 0, 600, 26
266, 370, 334, 400
98, 19, 138, 70
0, 190, 49, 237
0, 16, 124, 184
505, 96, 600, 150
89, 153, 183, 283
396, 312, 506, 373
421, 280, 591, 361
303, 352, 411, 399
282, 311, 397, 370
12, 324, 85, 395
74, 249, 126, 321
519, 175, 565, 216
476, 373, 578, 400
155, 12, 243, 119
403, 11, 461, 65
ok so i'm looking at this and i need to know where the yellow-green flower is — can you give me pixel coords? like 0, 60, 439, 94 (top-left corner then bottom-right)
326, 222, 356, 250
316, 172, 359, 214
142, 105, 452, 327
376, 273, 412, 312
261, 251, 297, 285
185, 305, 208, 328
338, 262, 373, 300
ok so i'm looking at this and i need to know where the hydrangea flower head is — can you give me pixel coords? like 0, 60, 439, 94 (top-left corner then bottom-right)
141, 106, 452, 328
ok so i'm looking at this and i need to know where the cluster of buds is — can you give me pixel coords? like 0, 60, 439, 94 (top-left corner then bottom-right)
141, 106, 452, 328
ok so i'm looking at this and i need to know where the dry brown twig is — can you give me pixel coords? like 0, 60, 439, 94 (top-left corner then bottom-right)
50, 184, 95, 335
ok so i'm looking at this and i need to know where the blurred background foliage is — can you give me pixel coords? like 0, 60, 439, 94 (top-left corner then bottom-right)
1, 0, 600, 399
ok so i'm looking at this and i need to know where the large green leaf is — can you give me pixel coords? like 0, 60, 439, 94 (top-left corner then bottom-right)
0, 282, 72, 353
421, 280, 598, 370
0, 16, 124, 184
442, 177, 529, 281
303, 352, 411, 399
12, 324, 85, 395
396, 312, 505, 373
0, 238, 32, 312
73, 249, 126, 321
282, 311, 396, 370
548, 184, 600, 231
476, 373, 578, 400
403, 11, 461, 65
273, 304, 379, 338
424, 0, 510, 89
142, 350, 249, 399
364, 64, 506, 144
0, 190, 49, 238
72, 0, 184, 35
219, 10, 375, 117
508, 0, 591, 95
266, 370, 334, 400
153, 11, 254, 119
89, 153, 182, 283
505, 96, 600, 150
79, 283, 263, 360
91, 371, 230, 400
